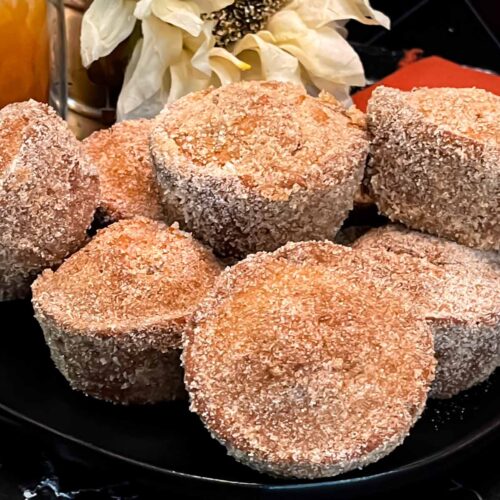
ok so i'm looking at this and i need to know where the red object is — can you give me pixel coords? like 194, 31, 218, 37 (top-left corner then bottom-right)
352, 56, 500, 112
398, 48, 424, 68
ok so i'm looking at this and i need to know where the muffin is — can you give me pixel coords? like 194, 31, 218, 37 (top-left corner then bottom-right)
0, 100, 98, 300
151, 81, 368, 258
353, 225, 500, 398
367, 86, 499, 251
32, 218, 221, 404
83, 119, 162, 223
184, 241, 435, 478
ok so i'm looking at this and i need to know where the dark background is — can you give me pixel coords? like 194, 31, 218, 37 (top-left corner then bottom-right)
1, 0, 499, 498
350, 0, 499, 73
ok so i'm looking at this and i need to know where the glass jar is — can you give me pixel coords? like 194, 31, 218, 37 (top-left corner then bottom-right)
0, 0, 66, 115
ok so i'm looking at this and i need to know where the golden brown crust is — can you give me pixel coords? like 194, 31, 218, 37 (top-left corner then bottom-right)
152, 81, 368, 258
33, 217, 222, 344
353, 225, 500, 398
367, 86, 500, 251
0, 100, 99, 301
32, 217, 222, 404
83, 119, 163, 223
183, 241, 435, 478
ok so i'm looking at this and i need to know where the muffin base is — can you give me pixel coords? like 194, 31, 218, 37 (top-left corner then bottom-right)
39, 315, 185, 405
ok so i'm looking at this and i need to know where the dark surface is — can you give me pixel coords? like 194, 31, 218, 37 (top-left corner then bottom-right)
0, 297, 500, 499
1, 0, 500, 498
0, 414, 498, 500
349, 0, 500, 72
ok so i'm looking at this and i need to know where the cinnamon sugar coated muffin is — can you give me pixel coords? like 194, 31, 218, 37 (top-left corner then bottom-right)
353, 225, 500, 398
83, 119, 163, 223
183, 242, 435, 478
367, 86, 500, 250
32, 218, 221, 404
0, 100, 98, 301
152, 81, 368, 258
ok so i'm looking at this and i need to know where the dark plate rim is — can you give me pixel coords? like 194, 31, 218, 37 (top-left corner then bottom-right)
1, 398, 499, 492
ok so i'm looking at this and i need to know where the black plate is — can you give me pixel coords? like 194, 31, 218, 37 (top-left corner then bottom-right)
1, 300, 499, 499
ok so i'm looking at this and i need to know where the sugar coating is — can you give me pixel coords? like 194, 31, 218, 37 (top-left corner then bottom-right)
183, 241, 435, 478
151, 81, 368, 258
0, 100, 99, 301
409, 87, 499, 142
32, 217, 222, 404
353, 225, 500, 398
367, 86, 499, 251
83, 119, 163, 223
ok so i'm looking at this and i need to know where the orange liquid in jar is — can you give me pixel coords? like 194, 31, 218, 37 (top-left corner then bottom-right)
0, 0, 50, 109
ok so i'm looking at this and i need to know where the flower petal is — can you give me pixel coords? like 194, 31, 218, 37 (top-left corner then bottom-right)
80, 0, 136, 67
134, 0, 153, 19
308, 74, 353, 105
268, 11, 365, 86
285, 0, 390, 29
152, 0, 204, 36
328, 0, 390, 28
117, 16, 183, 118
117, 39, 164, 120
209, 47, 249, 85
211, 47, 251, 71
189, 21, 217, 76
169, 50, 212, 102
192, 0, 235, 14
234, 33, 302, 84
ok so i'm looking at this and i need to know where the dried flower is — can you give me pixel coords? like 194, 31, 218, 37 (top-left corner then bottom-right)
80, 0, 389, 120
233, 0, 390, 102
204, 0, 290, 47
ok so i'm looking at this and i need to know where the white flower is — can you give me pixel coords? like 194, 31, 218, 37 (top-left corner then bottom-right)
231, 32, 302, 84
117, 15, 183, 119
288, 0, 390, 29
117, 15, 249, 120
135, 0, 234, 36
81, 0, 389, 119
167, 21, 244, 103
233, 0, 389, 103
81, 0, 136, 68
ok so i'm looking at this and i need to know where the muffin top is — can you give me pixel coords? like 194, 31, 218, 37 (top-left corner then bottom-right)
353, 225, 500, 324
32, 218, 221, 348
370, 86, 499, 144
152, 81, 367, 201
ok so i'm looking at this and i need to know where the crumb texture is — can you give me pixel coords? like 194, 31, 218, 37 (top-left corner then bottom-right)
367, 86, 499, 251
184, 241, 435, 478
152, 81, 368, 257
84, 119, 163, 222
0, 100, 99, 300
